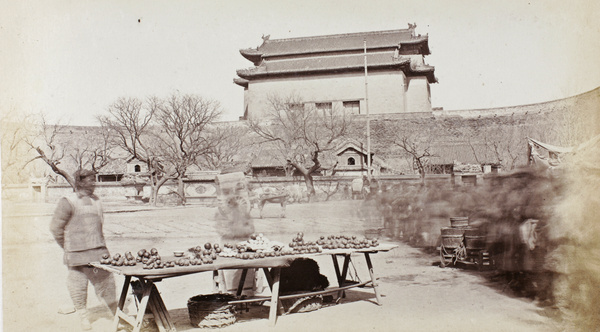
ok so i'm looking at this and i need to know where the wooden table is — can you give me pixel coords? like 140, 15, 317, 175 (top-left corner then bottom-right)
92, 244, 397, 332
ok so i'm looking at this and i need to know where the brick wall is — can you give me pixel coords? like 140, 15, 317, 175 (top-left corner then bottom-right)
246, 71, 426, 119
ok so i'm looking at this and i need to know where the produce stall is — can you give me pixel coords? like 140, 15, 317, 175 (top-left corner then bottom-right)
92, 236, 397, 332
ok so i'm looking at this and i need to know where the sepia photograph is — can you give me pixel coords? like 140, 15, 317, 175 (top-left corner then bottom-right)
2, 1, 599, 331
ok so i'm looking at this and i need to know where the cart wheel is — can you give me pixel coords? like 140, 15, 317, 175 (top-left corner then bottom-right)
440, 246, 451, 268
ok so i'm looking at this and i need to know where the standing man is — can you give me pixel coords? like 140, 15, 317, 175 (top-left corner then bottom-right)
50, 169, 116, 330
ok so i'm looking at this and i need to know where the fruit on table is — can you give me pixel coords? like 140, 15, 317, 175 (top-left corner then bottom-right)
101, 251, 139, 266
225, 234, 285, 257
188, 243, 222, 263
317, 235, 379, 249
101, 247, 180, 270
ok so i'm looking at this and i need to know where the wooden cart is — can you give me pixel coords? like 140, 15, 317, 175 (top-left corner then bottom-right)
439, 227, 492, 270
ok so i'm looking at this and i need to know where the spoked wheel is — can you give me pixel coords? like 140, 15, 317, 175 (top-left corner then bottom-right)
440, 245, 453, 268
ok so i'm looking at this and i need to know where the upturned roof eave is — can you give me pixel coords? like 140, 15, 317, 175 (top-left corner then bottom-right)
236, 62, 437, 84
253, 37, 431, 59
233, 77, 249, 87
239, 48, 263, 63
248, 28, 430, 57
236, 62, 409, 80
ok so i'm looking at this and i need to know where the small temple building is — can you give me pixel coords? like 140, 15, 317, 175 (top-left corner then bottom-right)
234, 25, 437, 120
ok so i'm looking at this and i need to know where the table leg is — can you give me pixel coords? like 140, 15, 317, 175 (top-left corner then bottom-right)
331, 255, 341, 281
132, 280, 153, 332
364, 253, 382, 305
268, 267, 281, 327
112, 276, 131, 332
148, 285, 176, 332
331, 254, 351, 300
262, 267, 273, 289
236, 269, 249, 297
262, 268, 284, 315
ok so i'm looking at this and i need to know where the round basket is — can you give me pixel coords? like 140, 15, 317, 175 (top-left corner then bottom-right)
440, 227, 464, 249
187, 293, 237, 328
450, 217, 469, 228
281, 294, 323, 314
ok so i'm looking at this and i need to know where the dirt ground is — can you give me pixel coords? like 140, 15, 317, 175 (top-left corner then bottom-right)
2, 200, 563, 332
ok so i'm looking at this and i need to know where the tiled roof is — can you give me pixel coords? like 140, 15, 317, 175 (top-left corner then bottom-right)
97, 158, 127, 174
237, 52, 436, 83
249, 148, 339, 169
240, 29, 429, 60
428, 143, 500, 165
250, 150, 287, 168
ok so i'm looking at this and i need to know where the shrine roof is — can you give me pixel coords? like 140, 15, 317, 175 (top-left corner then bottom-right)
236, 51, 436, 83
240, 28, 430, 62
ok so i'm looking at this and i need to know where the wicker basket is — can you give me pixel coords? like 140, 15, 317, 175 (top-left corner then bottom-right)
281, 294, 323, 314
450, 217, 469, 228
440, 227, 464, 249
463, 227, 485, 249
187, 294, 237, 328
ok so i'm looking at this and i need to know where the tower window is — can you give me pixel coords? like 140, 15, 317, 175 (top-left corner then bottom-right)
343, 101, 360, 114
347, 157, 356, 166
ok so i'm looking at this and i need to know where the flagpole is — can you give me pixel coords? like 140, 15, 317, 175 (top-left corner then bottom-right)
364, 39, 371, 179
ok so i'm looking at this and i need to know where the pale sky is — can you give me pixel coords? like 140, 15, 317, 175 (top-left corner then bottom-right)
2, 0, 600, 126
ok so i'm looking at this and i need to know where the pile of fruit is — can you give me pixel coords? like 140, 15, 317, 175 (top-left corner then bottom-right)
100, 247, 221, 269
219, 233, 286, 258
316, 234, 379, 249
99, 234, 383, 266
187, 243, 221, 264
99, 251, 138, 267
288, 232, 322, 254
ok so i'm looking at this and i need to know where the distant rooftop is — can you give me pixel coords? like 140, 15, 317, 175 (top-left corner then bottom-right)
236, 51, 435, 83
240, 27, 430, 63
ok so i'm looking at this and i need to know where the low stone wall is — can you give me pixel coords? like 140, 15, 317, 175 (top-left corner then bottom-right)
40, 174, 455, 204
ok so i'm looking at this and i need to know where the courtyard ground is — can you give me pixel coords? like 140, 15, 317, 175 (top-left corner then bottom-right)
2, 200, 563, 331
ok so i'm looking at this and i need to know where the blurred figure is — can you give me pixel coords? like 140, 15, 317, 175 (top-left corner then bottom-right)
49, 169, 116, 330
351, 177, 363, 200
361, 175, 371, 199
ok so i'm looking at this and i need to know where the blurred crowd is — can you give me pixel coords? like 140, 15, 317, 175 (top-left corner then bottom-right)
356, 167, 598, 329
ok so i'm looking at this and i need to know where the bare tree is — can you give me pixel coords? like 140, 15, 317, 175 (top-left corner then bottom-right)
197, 123, 251, 171
247, 94, 350, 200
100, 94, 224, 206
98, 96, 167, 205
1, 112, 38, 184
24, 115, 113, 189
152, 94, 222, 205
374, 120, 435, 184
